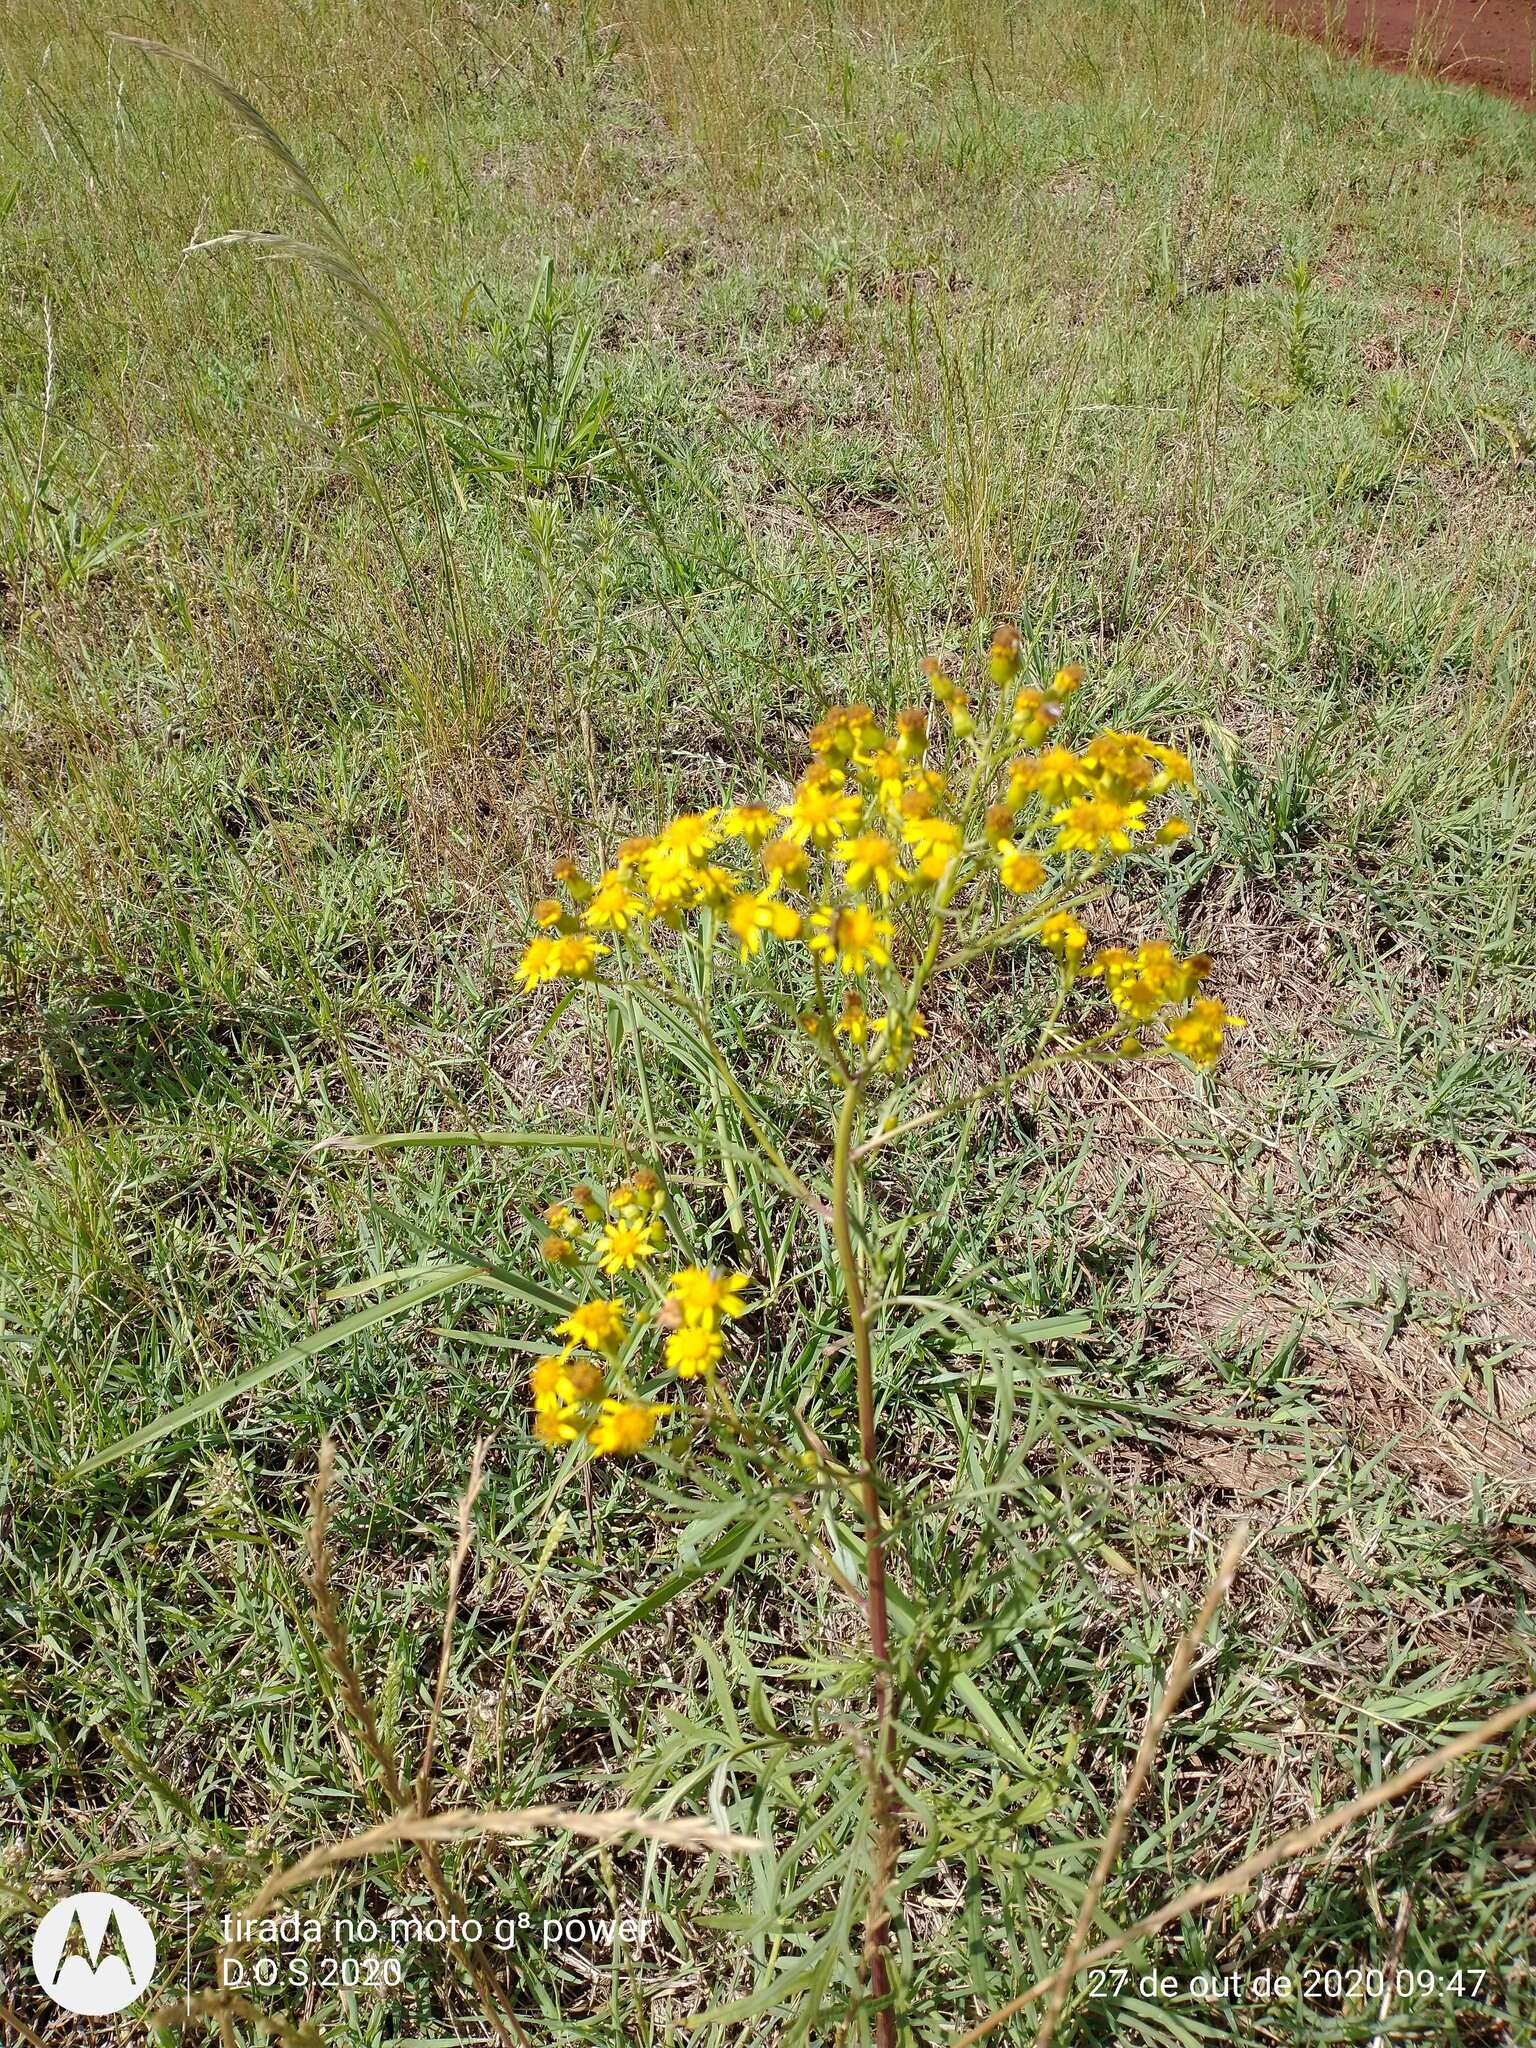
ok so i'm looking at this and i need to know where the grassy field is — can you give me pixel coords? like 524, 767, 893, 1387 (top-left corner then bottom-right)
3, 0, 1535, 2040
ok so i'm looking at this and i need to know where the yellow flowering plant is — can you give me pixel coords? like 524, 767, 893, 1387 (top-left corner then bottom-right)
509, 627, 1243, 2042
87, 614, 1249, 2044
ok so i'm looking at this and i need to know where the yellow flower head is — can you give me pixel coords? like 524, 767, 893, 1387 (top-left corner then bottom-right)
1051, 796, 1146, 856
809, 903, 894, 975
847, 708, 887, 754
1164, 998, 1245, 1069
809, 704, 884, 762
584, 870, 645, 932
1114, 981, 1165, 1025
588, 1399, 668, 1457
1039, 911, 1089, 975
863, 748, 907, 814
668, 1266, 750, 1329
551, 858, 592, 903
1133, 941, 1211, 1007
641, 845, 708, 911
901, 770, 950, 815
516, 936, 560, 991
532, 897, 568, 929
998, 845, 1047, 895
530, 1350, 604, 1446
531, 1353, 604, 1408
1050, 664, 1085, 699
666, 1326, 724, 1379
835, 831, 906, 899
1010, 688, 1063, 750
658, 811, 720, 858
1008, 747, 1092, 809
533, 1405, 583, 1446
901, 814, 962, 880
555, 1297, 628, 1356
727, 897, 764, 954
1156, 817, 1191, 846
1080, 730, 1157, 799
1146, 741, 1195, 791
695, 862, 739, 911
784, 773, 862, 847
722, 803, 779, 845
550, 934, 608, 979
728, 890, 802, 958
616, 835, 656, 868
834, 990, 871, 1044
528, 1351, 565, 1400
761, 836, 811, 893
597, 1217, 665, 1274
1098, 950, 1170, 1023
1087, 945, 1137, 1000
609, 1170, 664, 1219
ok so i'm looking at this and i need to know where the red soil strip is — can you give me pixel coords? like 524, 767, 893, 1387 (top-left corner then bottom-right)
1272, 0, 1536, 105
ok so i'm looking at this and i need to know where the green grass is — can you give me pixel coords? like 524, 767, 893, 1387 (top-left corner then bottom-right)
3, 0, 1535, 2040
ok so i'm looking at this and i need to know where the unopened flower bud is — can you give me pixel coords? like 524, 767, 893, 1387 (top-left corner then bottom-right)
552, 858, 593, 904
988, 624, 1023, 685
895, 706, 928, 760
922, 655, 955, 705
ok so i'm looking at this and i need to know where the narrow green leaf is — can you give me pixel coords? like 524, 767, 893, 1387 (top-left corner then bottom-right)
310, 1126, 626, 1158
76, 1263, 490, 1473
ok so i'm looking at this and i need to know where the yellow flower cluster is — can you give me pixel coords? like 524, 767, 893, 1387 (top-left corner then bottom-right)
526, 1169, 752, 1455
1088, 940, 1212, 1021
542, 1173, 664, 1271
516, 931, 608, 992
1001, 731, 1191, 860
515, 699, 957, 1072
1083, 939, 1244, 1062
662, 1264, 750, 1380
1033, 928, 1243, 1064
1164, 998, 1247, 1069
514, 641, 1241, 1075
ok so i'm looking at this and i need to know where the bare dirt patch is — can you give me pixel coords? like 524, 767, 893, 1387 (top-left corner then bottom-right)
1090, 1067, 1536, 1492
1273, 0, 1536, 105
